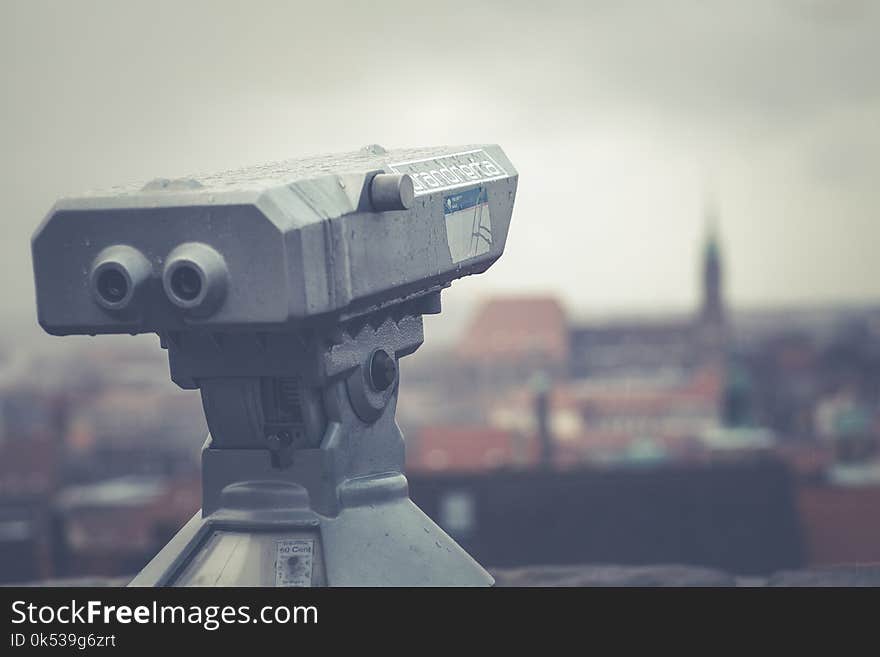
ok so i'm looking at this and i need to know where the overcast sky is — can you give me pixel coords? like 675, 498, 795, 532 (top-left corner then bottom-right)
2, 0, 879, 336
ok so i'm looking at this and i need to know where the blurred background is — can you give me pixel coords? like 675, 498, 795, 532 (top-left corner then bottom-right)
1, 0, 879, 583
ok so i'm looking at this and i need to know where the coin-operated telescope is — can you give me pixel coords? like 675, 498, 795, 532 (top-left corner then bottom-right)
32, 145, 517, 586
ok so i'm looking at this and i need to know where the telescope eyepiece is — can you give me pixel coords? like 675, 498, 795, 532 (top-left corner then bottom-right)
170, 265, 202, 302
97, 269, 128, 303
89, 245, 151, 312
162, 242, 228, 316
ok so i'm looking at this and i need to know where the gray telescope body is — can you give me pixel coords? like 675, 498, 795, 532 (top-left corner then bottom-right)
32, 144, 517, 586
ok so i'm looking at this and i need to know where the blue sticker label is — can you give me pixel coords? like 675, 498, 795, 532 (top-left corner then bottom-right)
443, 187, 486, 215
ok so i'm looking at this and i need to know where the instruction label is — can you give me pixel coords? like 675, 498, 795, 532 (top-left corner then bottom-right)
443, 186, 492, 262
275, 539, 314, 587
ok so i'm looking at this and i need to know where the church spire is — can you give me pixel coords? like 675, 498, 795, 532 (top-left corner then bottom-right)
700, 193, 724, 327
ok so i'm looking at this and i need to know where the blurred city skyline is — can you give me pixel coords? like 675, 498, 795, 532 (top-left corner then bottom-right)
2, 0, 879, 340
3, 1, 880, 585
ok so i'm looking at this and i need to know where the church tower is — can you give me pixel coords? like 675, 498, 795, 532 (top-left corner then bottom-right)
700, 200, 725, 328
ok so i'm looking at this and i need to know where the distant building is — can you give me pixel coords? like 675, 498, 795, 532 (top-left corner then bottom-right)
54, 475, 199, 577
569, 320, 699, 379
0, 388, 67, 583
796, 480, 880, 565
408, 198, 880, 483
488, 365, 724, 466
571, 205, 727, 378
700, 203, 725, 329
408, 426, 536, 473
419, 203, 733, 470
455, 296, 570, 381
64, 385, 204, 480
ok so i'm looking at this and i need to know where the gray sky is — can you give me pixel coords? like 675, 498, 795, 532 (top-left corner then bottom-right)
2, 0, 879, 334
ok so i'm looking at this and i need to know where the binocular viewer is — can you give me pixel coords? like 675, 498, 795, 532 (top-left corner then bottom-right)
31, 144, 518, 586
33, 144, 515, 336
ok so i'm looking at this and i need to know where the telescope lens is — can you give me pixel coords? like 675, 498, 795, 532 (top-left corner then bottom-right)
162, 243, 227, 315
96, 268, 128, 304
89, 246, 151, 312
170, 265, 202, 301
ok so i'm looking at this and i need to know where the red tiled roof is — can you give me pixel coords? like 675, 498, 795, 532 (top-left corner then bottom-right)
456, 296, 569, 364
797, 483, 880, 565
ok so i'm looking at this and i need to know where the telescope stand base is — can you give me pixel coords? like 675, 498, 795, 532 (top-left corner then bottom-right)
129, 496, 493, 587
